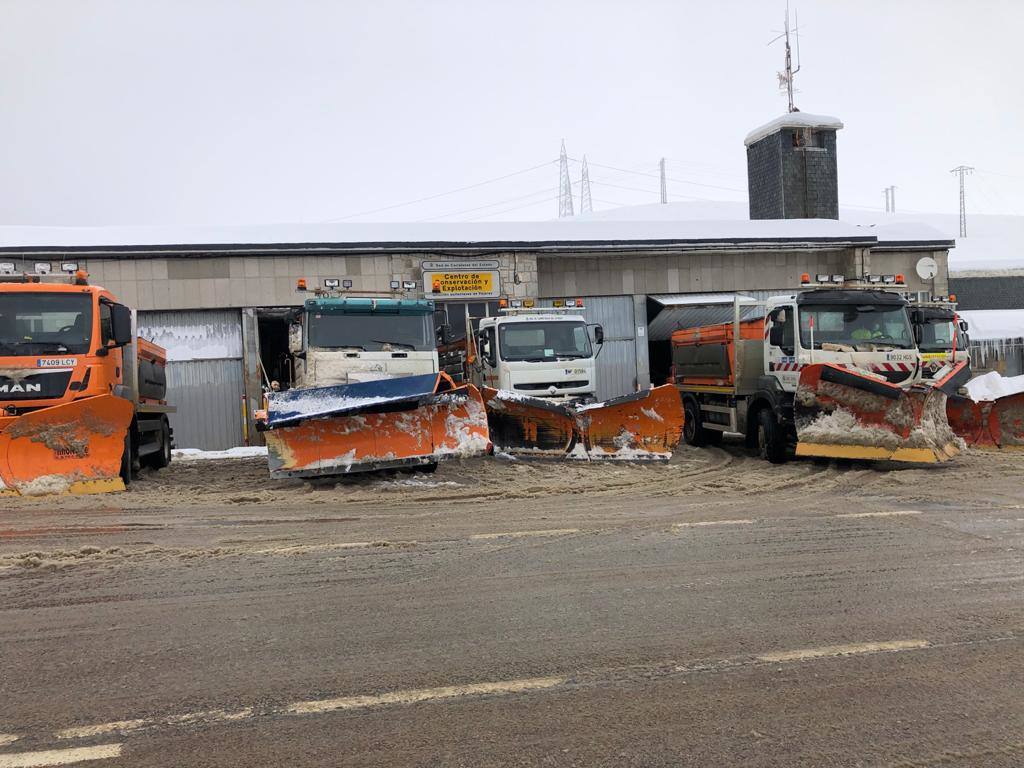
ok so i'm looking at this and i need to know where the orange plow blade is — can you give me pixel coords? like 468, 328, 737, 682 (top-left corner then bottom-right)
0, 394, 133, 496
794, 363, 962, 464
575, 385, 685, 459
482, 384, 684, 460
481, 388, 577, 457
260, 373, 490, 478
947, 392, 1024, 451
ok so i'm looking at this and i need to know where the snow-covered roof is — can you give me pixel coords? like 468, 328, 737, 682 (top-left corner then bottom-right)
744, 112, 844, 147
958, 309, 1024, 340
0, 218, 884, 254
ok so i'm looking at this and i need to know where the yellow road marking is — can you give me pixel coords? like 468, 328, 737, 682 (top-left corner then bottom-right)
673, 519, 755, 528
0, 744, 122, 768
286, 676, 567, 715
757, 639, 930, 663
470, 529, 579, 540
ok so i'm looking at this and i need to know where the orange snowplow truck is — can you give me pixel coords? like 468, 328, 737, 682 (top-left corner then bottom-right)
0, 265, 174, 496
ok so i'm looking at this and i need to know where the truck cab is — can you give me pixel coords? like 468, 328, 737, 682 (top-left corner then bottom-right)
290, 296, 439, 388
909, 299, 970, 382
471, 310, 602, 402
763, 288, 920, 393
0, 279, 133, 413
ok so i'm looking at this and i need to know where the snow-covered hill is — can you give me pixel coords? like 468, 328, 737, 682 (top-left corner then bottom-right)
577, 202, 1024, 273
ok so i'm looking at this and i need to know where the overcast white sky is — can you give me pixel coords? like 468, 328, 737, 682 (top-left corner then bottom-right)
2, 0, 1022, 226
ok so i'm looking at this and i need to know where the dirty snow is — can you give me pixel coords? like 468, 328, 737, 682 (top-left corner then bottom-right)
15, 474, 74, 496
965, 371, 1024, 402
173, 447, 268, 461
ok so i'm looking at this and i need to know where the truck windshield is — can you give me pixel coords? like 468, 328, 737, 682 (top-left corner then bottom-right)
0, 292, 93, 354
498, 321, 593, 361
918, 318, 955, 352
798, 304, 914, 351
306, 312, 433, 351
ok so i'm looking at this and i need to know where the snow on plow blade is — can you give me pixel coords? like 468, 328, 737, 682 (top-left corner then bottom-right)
794, 363, 963, 464
576, 385, 685, 459
259, 373, 490, 478
0, 394, 134, 496
480, 388, 577, 456
947, 392, 1024, 451
482, 384, 684, 460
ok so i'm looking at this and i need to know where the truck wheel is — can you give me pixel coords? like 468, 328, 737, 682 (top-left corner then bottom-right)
756, 408, 788, 464
119, 433, 133, 487
683, 400, 721, 447
147, 419, 172, 470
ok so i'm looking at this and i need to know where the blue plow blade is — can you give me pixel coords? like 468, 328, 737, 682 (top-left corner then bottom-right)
265, 373, 440, 429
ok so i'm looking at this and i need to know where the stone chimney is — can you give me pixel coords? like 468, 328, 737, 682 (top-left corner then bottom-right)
745, 112, 843, 220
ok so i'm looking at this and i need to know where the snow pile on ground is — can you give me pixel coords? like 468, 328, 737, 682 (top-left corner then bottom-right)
173, 447, 269, 461
965, 371, 1024, 402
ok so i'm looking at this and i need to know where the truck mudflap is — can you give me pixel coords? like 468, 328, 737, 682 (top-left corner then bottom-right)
793, 362, 965, 464
946, 392, 1024, 451
482, 384, 684, 460
0, 394, 134, 496
257, 373, 490, 478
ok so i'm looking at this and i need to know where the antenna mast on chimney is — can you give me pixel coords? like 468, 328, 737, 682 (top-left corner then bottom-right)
769, 4, 801, 113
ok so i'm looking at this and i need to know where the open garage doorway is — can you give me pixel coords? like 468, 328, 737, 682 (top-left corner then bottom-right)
257, 307, 299, 391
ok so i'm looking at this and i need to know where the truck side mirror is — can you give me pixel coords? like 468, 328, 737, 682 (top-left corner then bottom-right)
593, 324, 604, 345
769, 324, 784, 348
110, 303, 133, 346
913, 324, 923, 346
959, 320, 969, 333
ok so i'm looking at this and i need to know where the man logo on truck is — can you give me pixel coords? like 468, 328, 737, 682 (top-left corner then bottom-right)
0, 382, 42, 394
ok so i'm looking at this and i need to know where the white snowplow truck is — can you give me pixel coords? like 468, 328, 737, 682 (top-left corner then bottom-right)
255, 290, 489, 478
464, 305, 684, 458
671, 275, 969, 465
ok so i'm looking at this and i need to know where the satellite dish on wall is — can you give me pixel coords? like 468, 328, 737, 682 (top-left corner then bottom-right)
915, 256, 938, 280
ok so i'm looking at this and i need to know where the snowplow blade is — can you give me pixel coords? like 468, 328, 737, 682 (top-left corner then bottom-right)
0, 394, 134, 496
480, 388, 577, 456
947, 392, 1024, 451
481, 385, 683, 460
794, 363, 961, 464
259, 373, 490, 478
575, 385, 684, 459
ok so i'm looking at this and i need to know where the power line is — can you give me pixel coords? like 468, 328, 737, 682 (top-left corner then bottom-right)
321, 160, 557, 222
568, 157, 746, 193
418, 187, 557, 222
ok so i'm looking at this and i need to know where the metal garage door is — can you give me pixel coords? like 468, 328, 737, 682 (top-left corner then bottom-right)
539, 296, 638, 401
138, 310, 245, 450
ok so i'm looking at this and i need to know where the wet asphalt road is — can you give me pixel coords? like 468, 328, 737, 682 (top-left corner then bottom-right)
1, 445, 1023, 766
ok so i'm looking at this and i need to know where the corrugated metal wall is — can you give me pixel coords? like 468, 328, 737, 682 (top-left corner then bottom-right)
539, 296, 637, 400
139, 310, 245, 450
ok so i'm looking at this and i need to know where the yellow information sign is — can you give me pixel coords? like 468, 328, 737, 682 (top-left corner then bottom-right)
426, 271, 498, 297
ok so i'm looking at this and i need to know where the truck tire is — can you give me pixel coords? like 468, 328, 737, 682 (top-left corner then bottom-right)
119, 433, 133, 487
755, 408, 788, 464
683, 400, 721, 447
146, 419, 172, 470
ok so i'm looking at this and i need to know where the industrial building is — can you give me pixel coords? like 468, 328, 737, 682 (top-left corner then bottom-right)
0, 113, 956, 449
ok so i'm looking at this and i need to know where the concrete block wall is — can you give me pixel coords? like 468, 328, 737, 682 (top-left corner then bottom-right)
68, 252, 538, 310
538, 248, 856, 298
